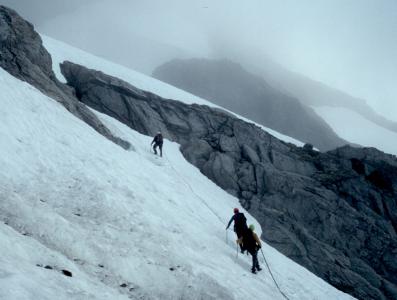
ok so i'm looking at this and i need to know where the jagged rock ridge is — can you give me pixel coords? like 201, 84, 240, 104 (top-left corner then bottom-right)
61, 61, 397, 300
0, 5, 129, 149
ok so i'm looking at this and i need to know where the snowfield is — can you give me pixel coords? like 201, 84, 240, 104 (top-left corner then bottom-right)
314, 106, 397, 156
0, 65, 356, 299
42, 35, 305, 148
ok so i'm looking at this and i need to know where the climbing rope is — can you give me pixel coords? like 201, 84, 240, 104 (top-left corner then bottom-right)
260, 248, 290, 300
163, 154, 225, 226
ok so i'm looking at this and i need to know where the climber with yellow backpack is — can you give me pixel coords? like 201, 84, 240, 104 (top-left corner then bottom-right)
237, 224, 262, 274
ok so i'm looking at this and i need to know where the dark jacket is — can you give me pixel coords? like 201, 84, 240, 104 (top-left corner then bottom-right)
226, 212, 247, 232
152, 133, 163, 145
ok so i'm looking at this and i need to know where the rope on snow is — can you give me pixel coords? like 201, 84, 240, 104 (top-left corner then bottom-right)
260, 248, 291, 300
164, 154, 225, 226
162, 150, 290, 300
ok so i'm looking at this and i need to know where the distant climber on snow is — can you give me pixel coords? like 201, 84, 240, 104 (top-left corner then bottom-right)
151, 131, 163, 157
238, 224, 262, 274
226, 208, 248, 252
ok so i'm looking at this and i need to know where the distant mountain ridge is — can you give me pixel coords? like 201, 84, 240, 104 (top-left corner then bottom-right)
225, 52, 397, 134
152, 58, 348, 151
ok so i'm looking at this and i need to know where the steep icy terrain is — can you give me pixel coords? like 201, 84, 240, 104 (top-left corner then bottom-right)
0, 67, 354, 299
59, 59, 397, 300
43, 34, 396, 300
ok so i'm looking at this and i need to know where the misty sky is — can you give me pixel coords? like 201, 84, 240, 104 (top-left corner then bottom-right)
1, 0, 396, 121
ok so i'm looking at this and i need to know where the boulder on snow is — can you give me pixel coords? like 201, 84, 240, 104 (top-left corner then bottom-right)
61, 269, 72, 277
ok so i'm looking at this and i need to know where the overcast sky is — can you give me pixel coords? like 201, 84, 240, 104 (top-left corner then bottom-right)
1, 0, 396, 121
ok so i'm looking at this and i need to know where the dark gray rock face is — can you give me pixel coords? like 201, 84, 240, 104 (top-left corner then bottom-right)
61, 61, 397, 300
0, 5, 129, 149
152, 59, 348, 151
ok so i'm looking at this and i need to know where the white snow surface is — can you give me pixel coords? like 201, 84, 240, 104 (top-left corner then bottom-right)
42, 35, 305, 148
0, 66, 356, 299
314, 106, 397, 156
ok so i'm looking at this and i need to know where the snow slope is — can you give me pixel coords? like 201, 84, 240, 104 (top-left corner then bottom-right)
42, 35, 305, 148
314, 106, 397, 156
0, 66, 355, 299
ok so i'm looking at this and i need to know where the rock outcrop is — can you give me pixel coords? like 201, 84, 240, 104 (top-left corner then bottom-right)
0, 5, 129, 149
61, 61, 397, 300
152, 58, 348, 151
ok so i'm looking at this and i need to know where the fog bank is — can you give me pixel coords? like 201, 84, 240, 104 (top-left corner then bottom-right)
1, 0, 396, 120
